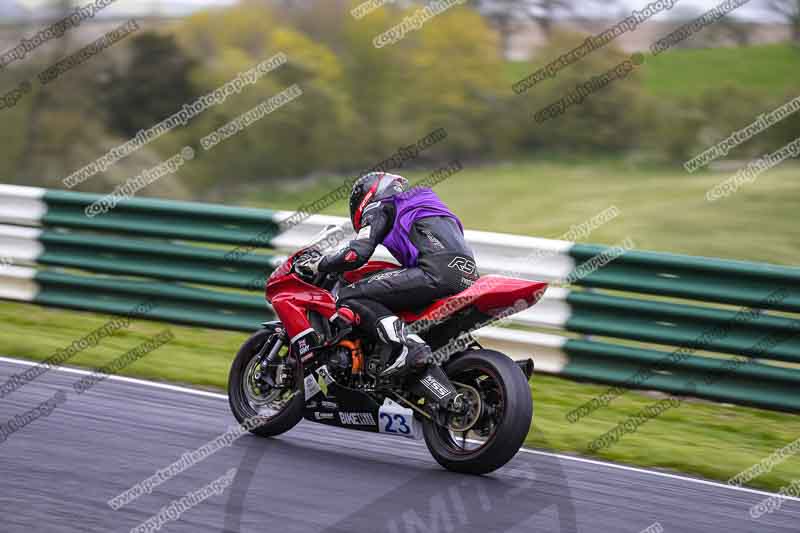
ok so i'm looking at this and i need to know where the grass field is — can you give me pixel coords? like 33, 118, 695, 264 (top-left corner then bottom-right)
2, 158, 799, 492
253, 158, 800, 266
641, 44, 800, 98
507, 44, 800, 99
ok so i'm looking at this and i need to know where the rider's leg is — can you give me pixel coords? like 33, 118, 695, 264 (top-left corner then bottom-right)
337, 266, 476, 412
375, 315, 431, 376
341, 301, 459, 410
335, 297, 430, 376
336, 268, 447, 377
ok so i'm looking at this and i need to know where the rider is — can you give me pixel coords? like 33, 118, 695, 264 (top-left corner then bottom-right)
296, 172, 479, 378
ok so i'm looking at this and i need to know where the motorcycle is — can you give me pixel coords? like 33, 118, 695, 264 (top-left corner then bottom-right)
228, 226, 548, 474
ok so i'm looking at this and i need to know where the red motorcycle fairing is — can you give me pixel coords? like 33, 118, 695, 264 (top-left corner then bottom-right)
399, 275, 548, 325
266, 254, 400, 342
266, 273, 337, 342
267, 249, 549, 344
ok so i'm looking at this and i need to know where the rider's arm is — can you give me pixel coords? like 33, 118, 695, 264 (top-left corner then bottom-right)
318, 202, 393, 273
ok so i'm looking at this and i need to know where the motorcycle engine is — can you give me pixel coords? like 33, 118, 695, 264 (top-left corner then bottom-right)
366, 344, 393, 378
327, 346, 351, 378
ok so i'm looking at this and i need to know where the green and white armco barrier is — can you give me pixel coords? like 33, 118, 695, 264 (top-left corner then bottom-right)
1, 184, 799, 412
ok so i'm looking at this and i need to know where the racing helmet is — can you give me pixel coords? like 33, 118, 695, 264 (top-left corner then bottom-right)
349, 172, 408, 231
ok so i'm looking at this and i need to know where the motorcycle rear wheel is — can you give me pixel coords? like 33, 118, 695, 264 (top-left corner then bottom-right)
422, 349, 533, 475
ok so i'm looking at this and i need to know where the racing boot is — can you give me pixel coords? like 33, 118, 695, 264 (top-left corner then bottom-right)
377, 316, 431, 378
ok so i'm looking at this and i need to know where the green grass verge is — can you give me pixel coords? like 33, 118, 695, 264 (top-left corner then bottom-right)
507, 44, 800, 99
641, 44, 800, 98
2, 300, 798, 493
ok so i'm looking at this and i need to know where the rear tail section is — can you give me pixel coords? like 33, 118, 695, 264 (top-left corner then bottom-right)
402, 275, 548, 353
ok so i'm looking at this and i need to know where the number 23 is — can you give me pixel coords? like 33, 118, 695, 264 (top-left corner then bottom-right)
380, 413, 410, 434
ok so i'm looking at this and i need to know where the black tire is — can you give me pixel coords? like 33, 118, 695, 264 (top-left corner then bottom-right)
422, 349, 533, 475
228, 329, 305, 438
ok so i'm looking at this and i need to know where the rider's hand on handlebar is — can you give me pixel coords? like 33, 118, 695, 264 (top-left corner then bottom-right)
294, 252, 323, 279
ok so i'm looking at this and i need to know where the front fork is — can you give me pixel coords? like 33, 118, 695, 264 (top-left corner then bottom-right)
254, 323, 298, 390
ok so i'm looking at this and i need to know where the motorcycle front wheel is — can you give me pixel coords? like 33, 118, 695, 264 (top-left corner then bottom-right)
422, 349, 533, 475
228, 328, 305, 437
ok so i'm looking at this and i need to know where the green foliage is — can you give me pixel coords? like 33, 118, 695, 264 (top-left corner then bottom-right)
398, 8, 515, 159
164, 5, 358, 190
3, 2, 800, 194
640, 85, 800, 163
513, 31, 649, 154
509, 41, 800, 161
102, 32, 198, 138
160, 2, 512, 188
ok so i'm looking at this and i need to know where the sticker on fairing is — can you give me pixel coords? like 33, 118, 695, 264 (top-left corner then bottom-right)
317, 365, 335, 385
378, 399, 419, 439
316, 365, 334, 396
338, 412, 377, 426
304, 373, 321, 400
420, 374, 452, 400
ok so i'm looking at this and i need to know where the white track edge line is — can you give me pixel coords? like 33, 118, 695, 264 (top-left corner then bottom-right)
1, 355, 798, 503
0, 356, 228, 400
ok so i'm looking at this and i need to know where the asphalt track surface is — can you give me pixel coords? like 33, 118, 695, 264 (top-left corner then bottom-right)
1, 357, 799, 533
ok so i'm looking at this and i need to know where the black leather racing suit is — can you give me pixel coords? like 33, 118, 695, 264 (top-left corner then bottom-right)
318, 201, 479, 336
